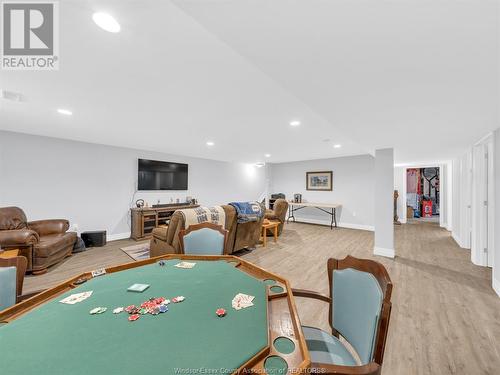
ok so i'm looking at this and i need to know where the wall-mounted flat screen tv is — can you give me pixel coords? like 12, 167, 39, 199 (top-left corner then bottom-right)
138, 159, 188, 190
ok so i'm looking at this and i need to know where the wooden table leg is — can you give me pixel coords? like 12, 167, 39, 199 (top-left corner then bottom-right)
262, 227, 267, 247
274, 225, 278, 243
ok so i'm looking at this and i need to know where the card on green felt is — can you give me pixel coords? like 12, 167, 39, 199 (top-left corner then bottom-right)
127, 283, 150, 292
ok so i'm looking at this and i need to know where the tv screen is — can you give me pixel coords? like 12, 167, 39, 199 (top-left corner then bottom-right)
138, 159, 188, 190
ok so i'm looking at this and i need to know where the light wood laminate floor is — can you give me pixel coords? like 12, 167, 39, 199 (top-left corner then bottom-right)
24, 221, 500, 374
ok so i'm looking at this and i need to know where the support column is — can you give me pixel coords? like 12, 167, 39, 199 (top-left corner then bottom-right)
374, 148, 395, 258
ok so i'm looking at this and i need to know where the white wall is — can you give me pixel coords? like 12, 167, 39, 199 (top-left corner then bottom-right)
438, 162, 453, 231
394, 167, 407, 223
452, 151, 473, 249
374, 149, 394, 258
0, 131, 266, 239
453, 130, 499, 297
269, 154, 375, 230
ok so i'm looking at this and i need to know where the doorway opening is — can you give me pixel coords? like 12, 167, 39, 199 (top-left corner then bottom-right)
406, 167, 440, 223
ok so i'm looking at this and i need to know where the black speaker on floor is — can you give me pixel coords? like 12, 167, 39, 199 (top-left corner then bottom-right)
81, 231, 107, 247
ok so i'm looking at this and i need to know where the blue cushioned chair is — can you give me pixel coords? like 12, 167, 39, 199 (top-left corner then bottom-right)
0, 256, 28, 312
293, 256, 392, 375
179, 222, 228, 255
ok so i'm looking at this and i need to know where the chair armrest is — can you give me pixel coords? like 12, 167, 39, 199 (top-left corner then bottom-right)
0, 229, 39, 246
28, 219, 69, 236
292, 288, 331, 303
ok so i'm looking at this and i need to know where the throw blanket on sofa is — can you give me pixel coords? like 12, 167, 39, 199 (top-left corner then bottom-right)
229, 201, 264, 223
179, 206, 226, 229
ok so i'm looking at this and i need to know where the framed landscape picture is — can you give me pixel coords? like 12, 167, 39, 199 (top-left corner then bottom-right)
306, 171, 333, 191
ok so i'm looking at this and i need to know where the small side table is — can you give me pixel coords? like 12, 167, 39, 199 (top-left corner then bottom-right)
261, 221, 280, 247
0, 248, 20, 259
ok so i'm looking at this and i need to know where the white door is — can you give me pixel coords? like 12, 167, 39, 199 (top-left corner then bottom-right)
471, 139, 494, 267
487, 141, 494, 267
471, 144, 488, 266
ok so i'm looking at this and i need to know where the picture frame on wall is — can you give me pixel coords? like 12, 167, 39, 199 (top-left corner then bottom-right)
306, 171, 333, 191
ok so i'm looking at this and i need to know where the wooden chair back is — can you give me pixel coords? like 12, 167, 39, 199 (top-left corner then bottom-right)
0, 256, 28, 301
327, 256, 393, 366
178, 222, 228, 255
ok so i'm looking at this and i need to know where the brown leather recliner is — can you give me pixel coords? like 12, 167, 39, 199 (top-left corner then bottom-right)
265, 198, 289, 236
150, 205, 264, 257
0, 207, 77, 274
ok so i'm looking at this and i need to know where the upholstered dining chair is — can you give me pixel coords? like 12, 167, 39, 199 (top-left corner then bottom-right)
293, 256, 393, 375
0, 256, 28, 311
178, 222, 228, 255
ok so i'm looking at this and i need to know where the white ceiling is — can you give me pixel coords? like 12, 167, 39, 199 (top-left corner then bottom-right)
1, 0, 498, 164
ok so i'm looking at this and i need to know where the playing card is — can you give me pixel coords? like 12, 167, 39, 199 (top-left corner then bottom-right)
231, 293, 255, 310
174, 261, 196, 269
59, 291, 93, 305
91, 268, 106, 278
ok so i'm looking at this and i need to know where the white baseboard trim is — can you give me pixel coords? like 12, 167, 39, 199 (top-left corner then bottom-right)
451, 232, 463, 248
107, 232, 131, 241
493, 277, 500, 298
288, 217, 374, 231
374, 246, 395, 258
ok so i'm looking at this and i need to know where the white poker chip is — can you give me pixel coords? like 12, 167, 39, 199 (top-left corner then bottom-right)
113, 307, 124, 314
172, 296, 185, 303
161, 299, 171, 305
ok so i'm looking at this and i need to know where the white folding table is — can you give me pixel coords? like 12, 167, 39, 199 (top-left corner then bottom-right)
287, 202, 342, 229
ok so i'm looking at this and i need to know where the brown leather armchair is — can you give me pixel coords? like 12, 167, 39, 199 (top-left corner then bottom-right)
0, 207, 77, 274
265, 198, 289, 235
150, 205, 264, 257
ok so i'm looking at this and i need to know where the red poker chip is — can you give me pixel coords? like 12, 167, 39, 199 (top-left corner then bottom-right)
216, 308, 226, 317
125, 305, 136, 313
128, 314, 140, 322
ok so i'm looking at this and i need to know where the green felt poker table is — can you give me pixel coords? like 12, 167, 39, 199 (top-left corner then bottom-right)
0, 255, 310, 374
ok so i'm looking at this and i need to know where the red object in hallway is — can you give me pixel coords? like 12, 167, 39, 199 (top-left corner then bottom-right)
422, 200, 433, 218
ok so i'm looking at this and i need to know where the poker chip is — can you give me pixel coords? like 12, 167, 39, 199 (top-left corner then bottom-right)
125, 305, 136, 313
150, 306, 160, 315
111, 295, 177, 322
128, 314, 140, 322
90, 307, 107, 315
216, 308, 226, 317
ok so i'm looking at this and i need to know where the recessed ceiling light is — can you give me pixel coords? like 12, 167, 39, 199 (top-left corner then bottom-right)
57, 108, 72, 116
333, 144, 342, 149
264, 154, 271, 158
289, 120, 301, 127
206, 141, 215, 146
92, 12, 121, 33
